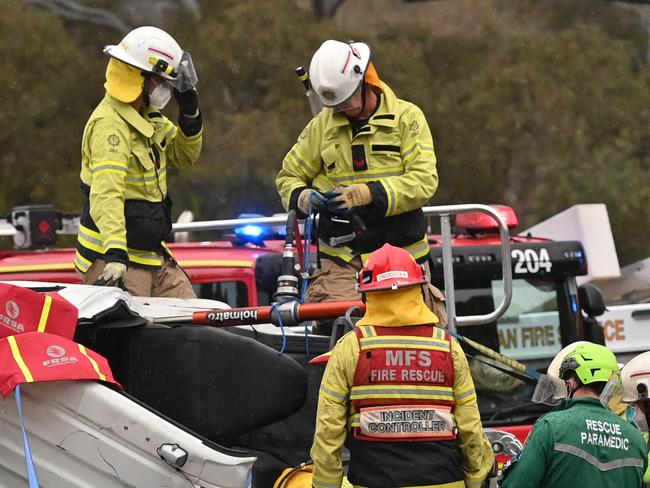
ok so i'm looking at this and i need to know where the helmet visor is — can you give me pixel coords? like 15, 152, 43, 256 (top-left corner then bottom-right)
600, 371, 625, 412
167, 51, 198, 92
333, 85, 362, 113
531, 374, 567, 406
632, 404, 649, 432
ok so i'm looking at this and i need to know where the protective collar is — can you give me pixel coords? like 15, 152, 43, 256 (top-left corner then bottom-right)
356, 286, 438, 327
364, 62, 383, 93
104, 94, 154, 138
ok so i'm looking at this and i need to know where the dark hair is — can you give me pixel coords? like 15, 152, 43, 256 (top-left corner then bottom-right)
564, 371, 607, 395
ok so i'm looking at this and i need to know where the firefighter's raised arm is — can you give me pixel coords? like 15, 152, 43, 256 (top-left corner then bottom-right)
75, 26, 200, 299
165, 87, 203, 170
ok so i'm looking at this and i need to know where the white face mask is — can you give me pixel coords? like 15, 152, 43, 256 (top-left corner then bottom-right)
149, 83, 172, 109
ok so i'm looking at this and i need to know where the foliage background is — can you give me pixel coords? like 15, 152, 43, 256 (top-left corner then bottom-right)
2, 0, 650, 264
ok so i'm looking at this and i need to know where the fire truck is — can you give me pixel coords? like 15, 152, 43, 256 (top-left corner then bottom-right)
0, 203, 604, 485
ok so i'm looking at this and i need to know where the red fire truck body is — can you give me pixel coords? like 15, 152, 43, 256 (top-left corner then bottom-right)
0, 242, 284, 307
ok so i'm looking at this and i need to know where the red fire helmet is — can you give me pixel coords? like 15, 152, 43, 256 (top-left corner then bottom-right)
357, 244, 427, 293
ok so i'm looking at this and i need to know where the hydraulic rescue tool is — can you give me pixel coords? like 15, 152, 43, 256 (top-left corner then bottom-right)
273, 210, 301, 303
155, 300, 363, 329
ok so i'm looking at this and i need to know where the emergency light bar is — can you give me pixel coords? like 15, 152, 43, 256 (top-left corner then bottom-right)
232, 213, 286, 246
1, 206, 521, 240
455, 204, 518, 233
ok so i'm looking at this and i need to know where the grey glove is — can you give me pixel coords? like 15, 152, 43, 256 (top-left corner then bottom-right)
93, 262, 127, 288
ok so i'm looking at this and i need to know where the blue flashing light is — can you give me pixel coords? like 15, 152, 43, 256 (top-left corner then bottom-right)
236, 225, 263, 238
234, 213, 269, 246
563, 249, 586, 264
571, 295, 578, 314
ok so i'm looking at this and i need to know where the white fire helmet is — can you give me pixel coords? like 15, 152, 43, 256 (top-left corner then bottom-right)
309, 40, 370, 110
104, 26, 197, 92
601, 351, 650, 427
620, 351, 650, 403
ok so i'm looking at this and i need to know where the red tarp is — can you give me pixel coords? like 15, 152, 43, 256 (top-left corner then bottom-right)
0, 331, 121, 398
0, 283, 78, 340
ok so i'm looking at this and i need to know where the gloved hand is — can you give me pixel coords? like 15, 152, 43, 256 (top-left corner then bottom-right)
173, 87, 199, 117
93, 262, 127, 288
325, 184, 373, 215
298, 188, 327, 215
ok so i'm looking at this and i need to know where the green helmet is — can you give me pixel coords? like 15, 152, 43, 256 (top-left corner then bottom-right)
559, 343, 619, 385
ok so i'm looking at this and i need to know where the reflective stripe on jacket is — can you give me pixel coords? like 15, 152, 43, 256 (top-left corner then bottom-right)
350, 325, 456, 412
75, 94, 202, 271
276, 83, 437, 265
501, 398, 647, 488
310, 324, 494, 488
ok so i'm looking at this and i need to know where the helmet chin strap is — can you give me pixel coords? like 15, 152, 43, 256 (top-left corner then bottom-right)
142, 72, 152, 108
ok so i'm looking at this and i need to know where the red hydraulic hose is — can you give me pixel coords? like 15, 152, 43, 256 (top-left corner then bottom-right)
293, 218, 304, 273
190, 300, 365, 327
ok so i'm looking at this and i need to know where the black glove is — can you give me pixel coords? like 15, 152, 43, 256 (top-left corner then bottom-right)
174, 87, 199, 117
324, 189, 346, 215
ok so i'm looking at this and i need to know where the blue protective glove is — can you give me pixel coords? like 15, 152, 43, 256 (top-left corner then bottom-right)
298, 189, 327, 214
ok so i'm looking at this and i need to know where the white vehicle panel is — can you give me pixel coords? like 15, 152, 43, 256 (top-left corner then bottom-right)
598, 304, 650, 354
1, 280, 231, 320
0, 381, 255, 488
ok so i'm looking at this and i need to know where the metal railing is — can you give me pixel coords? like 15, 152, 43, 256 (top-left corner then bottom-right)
171, 204, 513, 331
172, 215, 287, 232
424, 204, 512, 330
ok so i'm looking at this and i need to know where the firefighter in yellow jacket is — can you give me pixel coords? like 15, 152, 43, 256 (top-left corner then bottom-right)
75, 26, 202, 297
276, 40, 438, 305
311, 244, 494, 488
